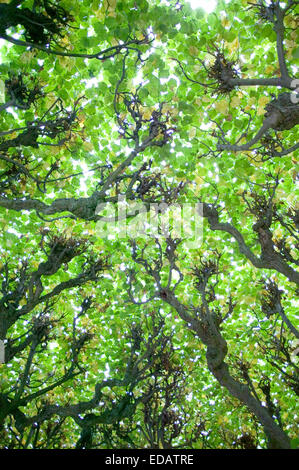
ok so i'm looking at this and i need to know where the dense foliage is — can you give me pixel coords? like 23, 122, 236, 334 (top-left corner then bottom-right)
0, 0, 298, 449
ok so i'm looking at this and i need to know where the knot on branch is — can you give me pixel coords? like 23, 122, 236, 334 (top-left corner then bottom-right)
233, 433, 257, 449
202, 203, 219, 222
192, 257, 220, 291
47, 234, 86, 261
265, 93, 299, 131
135, 167, 186, 204
148, 109, 175, 145
38, 232, 88, 276
207, 48, 239, 94
32, 314, 52, 341
136, 171, 160, 197
260, 279, 283, 317
5, 74, 43, 109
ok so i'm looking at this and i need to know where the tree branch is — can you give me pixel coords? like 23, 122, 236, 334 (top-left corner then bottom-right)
200, 203, 299, 286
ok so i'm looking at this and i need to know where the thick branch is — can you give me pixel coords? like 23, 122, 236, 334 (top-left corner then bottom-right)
201, 203, 299, 286
274, 3, 290, 80
212, 362, 290, 448
156, 283, 290, 448
1, 33, 148, 61
218, 95, 299, 154
228, 77, 293, 89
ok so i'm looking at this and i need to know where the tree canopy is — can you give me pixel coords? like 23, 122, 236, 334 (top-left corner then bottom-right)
0, 0, 298, 450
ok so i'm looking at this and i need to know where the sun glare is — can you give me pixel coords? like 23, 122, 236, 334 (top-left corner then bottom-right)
188, 0, 217, 13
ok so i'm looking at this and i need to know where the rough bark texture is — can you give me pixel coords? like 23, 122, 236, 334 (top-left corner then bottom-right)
265, 93, 299, 131
162, 290, 291, 449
